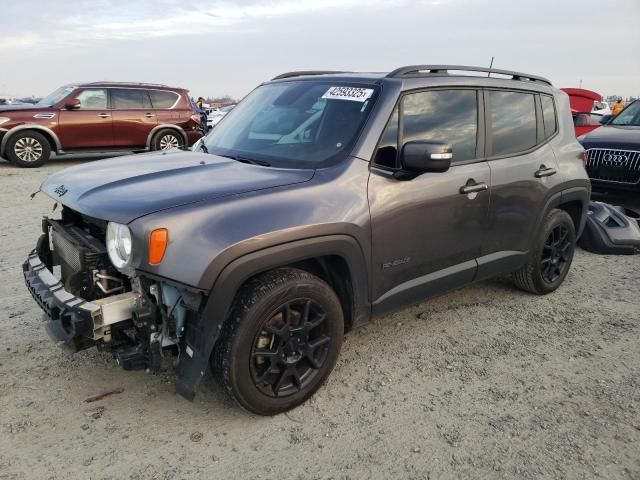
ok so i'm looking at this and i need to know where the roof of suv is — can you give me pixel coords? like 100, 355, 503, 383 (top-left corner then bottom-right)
268, 65, 554, 92
69, 82, 185, 91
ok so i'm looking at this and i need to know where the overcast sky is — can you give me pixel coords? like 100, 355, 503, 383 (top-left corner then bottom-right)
1, 0, 638, 99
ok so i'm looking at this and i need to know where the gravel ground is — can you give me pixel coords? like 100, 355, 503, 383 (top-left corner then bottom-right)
0, 157, 639, 480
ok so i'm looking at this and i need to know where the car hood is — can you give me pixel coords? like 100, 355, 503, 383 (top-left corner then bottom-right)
0, 104, 44, 112
41, 150, 315, 224
580, 125, 640, 150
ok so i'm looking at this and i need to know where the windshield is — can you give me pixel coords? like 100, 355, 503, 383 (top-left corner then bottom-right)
204, 81, 378, 168
36, 86, 76, 107
611, 101, 640, 126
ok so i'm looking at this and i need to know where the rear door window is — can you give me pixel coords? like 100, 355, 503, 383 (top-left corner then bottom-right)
488, 91, 537, 156
401, 89, 478, 163
149, 90, 180, 109
111, 89, 151, 109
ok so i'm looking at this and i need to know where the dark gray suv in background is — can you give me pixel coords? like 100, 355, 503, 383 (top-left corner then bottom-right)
24, 65, 590, 415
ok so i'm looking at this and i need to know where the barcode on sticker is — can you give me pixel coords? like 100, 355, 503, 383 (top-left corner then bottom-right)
322, 86, 374, 102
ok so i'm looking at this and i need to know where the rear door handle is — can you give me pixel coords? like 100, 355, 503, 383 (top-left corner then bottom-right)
534, 166, 557, 178
144, 113, 154, 118
459, 181, 488, 194
97, 113, 111, 118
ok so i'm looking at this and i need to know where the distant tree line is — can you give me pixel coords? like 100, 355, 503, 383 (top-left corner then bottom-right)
205, 95, 237, 105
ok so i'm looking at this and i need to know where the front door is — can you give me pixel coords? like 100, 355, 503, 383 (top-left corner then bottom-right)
58, 88, 113, 149
477, 90, 563, 278
368, 89, 490, 315
110, 88, 157, 148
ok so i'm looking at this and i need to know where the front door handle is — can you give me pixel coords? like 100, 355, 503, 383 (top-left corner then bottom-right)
97, 113, 111, 118
534, 165, 557, 178
459, 181, 488, 194
144, 113, 154, 118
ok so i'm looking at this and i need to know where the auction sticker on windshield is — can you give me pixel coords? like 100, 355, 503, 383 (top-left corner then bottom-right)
322, 86, 374, 102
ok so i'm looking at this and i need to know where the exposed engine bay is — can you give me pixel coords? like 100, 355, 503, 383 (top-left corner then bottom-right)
29, 206, 201, 373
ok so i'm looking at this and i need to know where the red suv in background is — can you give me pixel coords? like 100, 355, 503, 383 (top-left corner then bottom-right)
0, 82, 204, 167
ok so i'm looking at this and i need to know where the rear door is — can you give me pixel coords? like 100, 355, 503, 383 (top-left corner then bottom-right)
368, 88, 491, 314
477, 90, 562, 278
58, 88, 113, 149
110, 88, 157, 148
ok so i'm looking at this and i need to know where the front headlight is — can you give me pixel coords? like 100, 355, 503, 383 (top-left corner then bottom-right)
0, 117, 11, 126
106, 222, 132, 268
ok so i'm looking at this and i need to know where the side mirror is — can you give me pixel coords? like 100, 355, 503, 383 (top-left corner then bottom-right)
600, 114, 612, 124
400, 141, 452, 173
65, 98, 81, 110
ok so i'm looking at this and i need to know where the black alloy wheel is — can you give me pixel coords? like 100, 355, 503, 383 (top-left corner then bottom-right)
251, 299, 331, 398
512, 208, 576, 295
540, 224, 572, 283
212, 268, 344, 415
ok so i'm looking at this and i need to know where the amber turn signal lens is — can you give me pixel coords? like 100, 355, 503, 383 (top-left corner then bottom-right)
149, 228, 168, 265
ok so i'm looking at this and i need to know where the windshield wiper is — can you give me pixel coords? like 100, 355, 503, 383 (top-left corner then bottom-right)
218, 153, 271, 167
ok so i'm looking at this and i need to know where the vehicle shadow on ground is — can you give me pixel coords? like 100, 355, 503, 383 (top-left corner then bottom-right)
128, 276, 527, 417
0, 152, 132, 169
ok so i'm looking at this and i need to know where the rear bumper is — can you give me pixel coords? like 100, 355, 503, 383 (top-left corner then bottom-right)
23, 250, 98, 352
186, 129, 204, 146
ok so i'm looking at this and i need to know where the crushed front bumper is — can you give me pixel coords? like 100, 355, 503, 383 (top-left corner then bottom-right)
23, 250, 136, 352
23, 250, 98, 351
24, 247, 209, 401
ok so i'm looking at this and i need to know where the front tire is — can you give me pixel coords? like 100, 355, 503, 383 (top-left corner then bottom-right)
6, 130, 51, 167
212, 268, 344, 415
512, 209, 576, 295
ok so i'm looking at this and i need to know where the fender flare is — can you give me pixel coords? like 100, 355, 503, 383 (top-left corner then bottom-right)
560, 184, 591, 237
146, 124, 188, 149
532, 181, 591, 243
174, 234, 370, 400
0, 124, 62, 157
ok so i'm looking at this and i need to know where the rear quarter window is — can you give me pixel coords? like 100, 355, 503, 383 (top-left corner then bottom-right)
541, 95, 557, 139
149, 90, 180, 109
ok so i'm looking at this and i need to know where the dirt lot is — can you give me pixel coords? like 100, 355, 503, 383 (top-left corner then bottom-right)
0, 157, 638, 480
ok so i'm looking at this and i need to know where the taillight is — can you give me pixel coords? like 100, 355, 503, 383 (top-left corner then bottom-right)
190, 114, 201, 125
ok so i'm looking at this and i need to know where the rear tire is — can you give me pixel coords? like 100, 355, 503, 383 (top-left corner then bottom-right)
6, 130, 51, 167
512, 209, 576, 295
212, 268, 344, 415
151, 129, 183, 151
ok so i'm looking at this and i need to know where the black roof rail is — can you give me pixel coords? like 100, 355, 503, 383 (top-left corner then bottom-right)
386, 65, 552, 86
271, 70, 349, 80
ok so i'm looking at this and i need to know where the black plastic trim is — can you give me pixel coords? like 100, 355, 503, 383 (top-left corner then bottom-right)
22, 250, 97, 352
387, 65, 552, 86
174, 235, 370, 400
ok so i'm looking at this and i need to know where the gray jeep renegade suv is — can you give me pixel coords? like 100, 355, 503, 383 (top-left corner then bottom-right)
24, 65, 590, 415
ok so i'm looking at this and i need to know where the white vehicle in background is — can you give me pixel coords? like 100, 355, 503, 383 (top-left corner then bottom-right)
592, 100, 611, 115
207, 104, 236, 129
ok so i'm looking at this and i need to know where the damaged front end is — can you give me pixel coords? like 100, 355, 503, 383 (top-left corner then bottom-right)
23, 208, 206, 397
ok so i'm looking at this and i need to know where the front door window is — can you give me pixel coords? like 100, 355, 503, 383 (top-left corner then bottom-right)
74, 89, 107, 110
